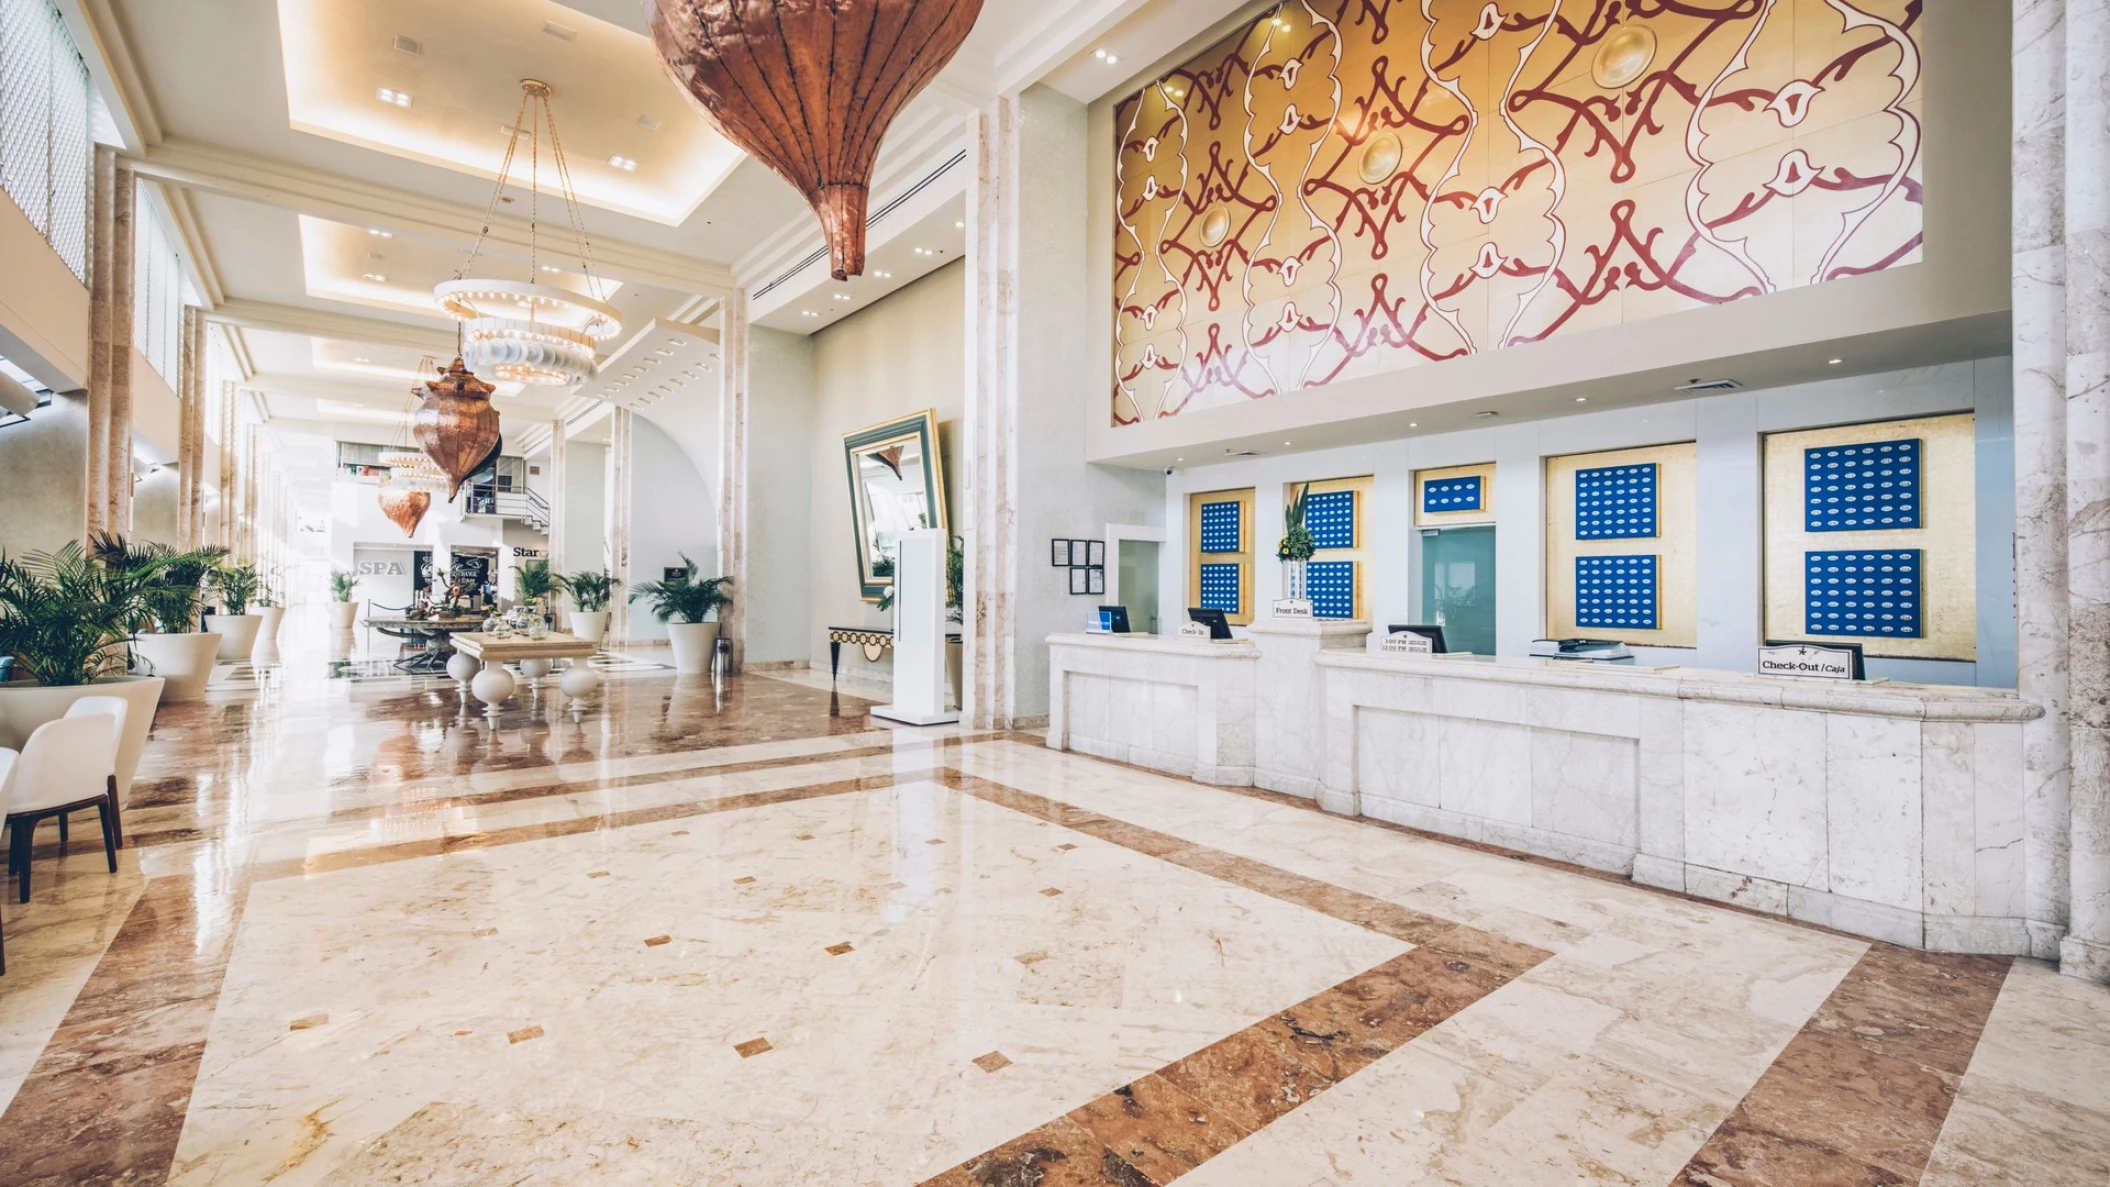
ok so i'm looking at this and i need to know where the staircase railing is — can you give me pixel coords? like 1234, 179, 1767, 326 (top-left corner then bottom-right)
467, 484, 551, 530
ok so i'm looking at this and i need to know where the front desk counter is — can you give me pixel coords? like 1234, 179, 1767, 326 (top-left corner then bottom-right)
1049, 626, 2045, 953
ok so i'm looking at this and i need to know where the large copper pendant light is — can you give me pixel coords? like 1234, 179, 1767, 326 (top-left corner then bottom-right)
376, 479, 433, 538
649, 0, 985, 279
414, 359, 501, 499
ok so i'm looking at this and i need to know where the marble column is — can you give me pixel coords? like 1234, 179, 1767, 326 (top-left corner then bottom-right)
177, 307, 202, 550
2062, 0, 2110, 983
84, 145, 117, 538
2016, 0, 2073, 962
962, 93, 1021, 730
107, 157, 135, 537
608, 406, 633, 645
717, 289, 749, 673
217, 380, 236, 551
548, 416, 567, 615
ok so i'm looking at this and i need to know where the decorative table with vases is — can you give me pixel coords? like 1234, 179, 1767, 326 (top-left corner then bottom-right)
448, 631, 599, 715
360, 616, 485, 672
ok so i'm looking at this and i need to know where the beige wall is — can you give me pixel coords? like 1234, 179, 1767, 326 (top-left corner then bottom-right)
0, 392, 88, 557
806, 259, 965, 679
0, 189, 89, 391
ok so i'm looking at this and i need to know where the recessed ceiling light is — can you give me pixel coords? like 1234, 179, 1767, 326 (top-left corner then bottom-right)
801, 310, 817, 318
353, 356, 370, 363
540, 264, 561, 273
954, 220, 964, 228
1474, 410, 1498, 418
1575, 396, 1588, 402
376, 87, 410, 107
361, 272, 386, 282
1828, 357, 1842, 364
367, 228, 391, 238
873, 270, 892, 278
1283, 441, 1292, 446
637, 114, 660, 131
608, 155, 638, 171
1408, 422, 1417, 428
1092, 48, 1120, 64
542, 20, 575, 40
393, 34, 421, 55
914, 247, 933, 256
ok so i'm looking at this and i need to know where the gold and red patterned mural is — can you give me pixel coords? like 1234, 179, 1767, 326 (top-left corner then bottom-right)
1111, 0, 1923, 424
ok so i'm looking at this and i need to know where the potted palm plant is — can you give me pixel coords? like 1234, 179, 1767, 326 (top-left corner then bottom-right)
554, 568, 619, 645
329, 569, 361, 629
515, 559, 555, 623
1278, 483, 1317, 603
206, 562, 264, 661
96, 534, 227, 702
255, 567, 285, 646
0, 542, 168, 810
628, 556, 730, 673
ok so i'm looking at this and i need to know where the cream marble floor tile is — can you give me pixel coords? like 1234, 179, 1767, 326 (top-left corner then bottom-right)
1922, 959, 2110, 1186
167, 780, 1408, 1186
0, 854, 146, 1112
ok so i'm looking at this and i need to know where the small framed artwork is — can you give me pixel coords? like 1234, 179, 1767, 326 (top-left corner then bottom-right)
1087, 566, 1105, 595
1087, 540, 1106, 566
1051, 539, 1071, 567
1069, 566, 1090, 595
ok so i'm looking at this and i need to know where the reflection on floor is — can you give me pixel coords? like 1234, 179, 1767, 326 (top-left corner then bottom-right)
0, 609, 2103, 1186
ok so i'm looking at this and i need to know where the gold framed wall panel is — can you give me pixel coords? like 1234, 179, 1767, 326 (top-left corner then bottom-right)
1188, 487, 1256, 626
1414, 462, 1497, 527
1544, 442, 1698, 648
1762, 413, 1975, 660
1287, 475, 1372, 621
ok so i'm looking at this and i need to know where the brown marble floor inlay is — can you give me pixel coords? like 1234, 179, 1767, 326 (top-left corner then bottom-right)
643, 934, 672, 947
507, 1025, 545, 1045
973, 1051, 1013, 1074
735, 1037, 773, 1058
1674, 946, 2011, 1186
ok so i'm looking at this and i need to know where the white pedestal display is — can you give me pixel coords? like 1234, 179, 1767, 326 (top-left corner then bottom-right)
667, 621, 720, 674
205, 614, 263, 661
132, 633, 223, 701
872, 529, 958, 726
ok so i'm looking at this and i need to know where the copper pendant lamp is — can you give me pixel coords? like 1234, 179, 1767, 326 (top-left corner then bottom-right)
377, 478, 433, 538
649, 0, 985, 279
414, 358, 501, 499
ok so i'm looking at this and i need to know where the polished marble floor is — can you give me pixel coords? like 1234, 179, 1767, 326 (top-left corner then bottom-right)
0, 612, 2105, 1186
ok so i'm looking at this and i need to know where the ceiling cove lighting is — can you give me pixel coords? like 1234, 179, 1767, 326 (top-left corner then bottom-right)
436, 80, 621, 387
608, 155, 638, 171
361, 272, 386, 282
376, 87, 411, 107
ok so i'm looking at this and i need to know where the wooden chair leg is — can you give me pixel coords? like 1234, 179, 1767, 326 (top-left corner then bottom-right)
97, 801, 117, 874
108, 775, 123, 850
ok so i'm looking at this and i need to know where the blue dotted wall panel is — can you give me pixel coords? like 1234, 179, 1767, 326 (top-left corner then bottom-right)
1805, 549, 1921, 637
1805, 439, 1920, 531
1199, 501, 1241, 553
1308, 561, 1354, 619
1575, 463, 1657, 539
1422, 475, 1482, 514
1199, 563, 1242, 614
1304, 490, 1355, 550
1575, 555, 1658, 630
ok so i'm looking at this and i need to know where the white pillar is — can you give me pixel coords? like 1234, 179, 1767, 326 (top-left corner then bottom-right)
107, 157, 135, 538
547, 416, 567, 613
718, 288, 750, 672
963, 93, 1021, 730
608, 406, 633, 644
84, 146, 117, 538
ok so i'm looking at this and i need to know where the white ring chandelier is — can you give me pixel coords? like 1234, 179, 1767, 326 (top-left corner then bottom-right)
436, 80, 621, 387
378, 448, 450, 494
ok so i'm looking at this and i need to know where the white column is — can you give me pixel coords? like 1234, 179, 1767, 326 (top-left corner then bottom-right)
2016, 0, 2073, 962
718, 288, 750, 672
2061, 0, 2110, 982
963, 93, 1021, 729
107, 157, 135, 538
84, 146, 117, 538
608, 406, 633, 644
177, 307, 203, 550
547, 416, 567, 613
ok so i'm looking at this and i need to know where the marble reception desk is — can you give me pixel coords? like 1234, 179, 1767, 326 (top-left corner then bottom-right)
1047, 626, 2045, 954
1046, 633, 1257, 785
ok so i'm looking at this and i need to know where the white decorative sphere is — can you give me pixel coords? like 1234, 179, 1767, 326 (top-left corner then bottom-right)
471, 665, 516, 708
521, 658, 554, 680
447, 652, 480, 685
558, 663, 600, 703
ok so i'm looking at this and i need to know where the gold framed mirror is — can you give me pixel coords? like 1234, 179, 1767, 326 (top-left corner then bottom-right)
842, 409, 948, 603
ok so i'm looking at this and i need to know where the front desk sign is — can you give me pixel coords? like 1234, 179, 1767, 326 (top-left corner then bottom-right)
1381, 631, 1433, 655
1178, 621, 1214, 639
1272, 598, 1314, 619
1758, 642, 1861, 681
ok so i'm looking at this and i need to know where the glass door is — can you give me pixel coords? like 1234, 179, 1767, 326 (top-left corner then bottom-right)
1420, 526, 1496, 654
1117, 539, 1160, 634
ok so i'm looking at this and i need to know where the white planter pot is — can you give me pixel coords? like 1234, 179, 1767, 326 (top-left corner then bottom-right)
329, 602, 360, 630
0, 674, 165, 806
947, 638, 963, 710
570, 610, 610, 646
258, 606, 286, 644
205, 613, 263, 662
666, 621, 721, 674
132, 632, 222, 701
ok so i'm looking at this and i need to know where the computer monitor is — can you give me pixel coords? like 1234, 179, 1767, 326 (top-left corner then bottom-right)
1186, 607, 1232, 640
1097, 605, 1131, 633
1385, 624, 1447, 653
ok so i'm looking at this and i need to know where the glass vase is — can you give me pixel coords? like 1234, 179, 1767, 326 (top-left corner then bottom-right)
1283, 558, 1308, 602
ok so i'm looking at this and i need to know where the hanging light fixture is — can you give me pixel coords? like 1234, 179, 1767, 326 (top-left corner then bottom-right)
650, 0, 984, 279
414, 358, 502, 498
376, 358, 448, 536
436, 80, 622, 386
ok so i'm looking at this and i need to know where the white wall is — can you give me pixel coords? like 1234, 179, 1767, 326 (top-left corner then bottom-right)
747, 325, 815, 664
563, 440, 607, 576
624, 413, 716, 642
1162, 359, 2017, 688
806, 260, 966, 681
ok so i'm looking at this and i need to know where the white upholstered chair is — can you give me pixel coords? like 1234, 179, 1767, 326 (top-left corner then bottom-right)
64, 695, 129, 849
5, 714, 120, 904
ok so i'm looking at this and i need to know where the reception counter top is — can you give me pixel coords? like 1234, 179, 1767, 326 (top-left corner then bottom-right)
1048, 623, 2048, 954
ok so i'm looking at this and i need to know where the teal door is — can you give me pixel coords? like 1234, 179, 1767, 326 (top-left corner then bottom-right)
1420, 526, 1496, 655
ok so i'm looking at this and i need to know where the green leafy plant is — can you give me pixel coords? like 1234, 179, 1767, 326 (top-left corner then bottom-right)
0, 542, 159, 686
329, 569, 360, 603
1278, 483, 1316, 562
214, 563, 261, 616
515, 559, 556, 606
554, 569, 619, 612
89, 534, 227, 634
628, 555, 731, 624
